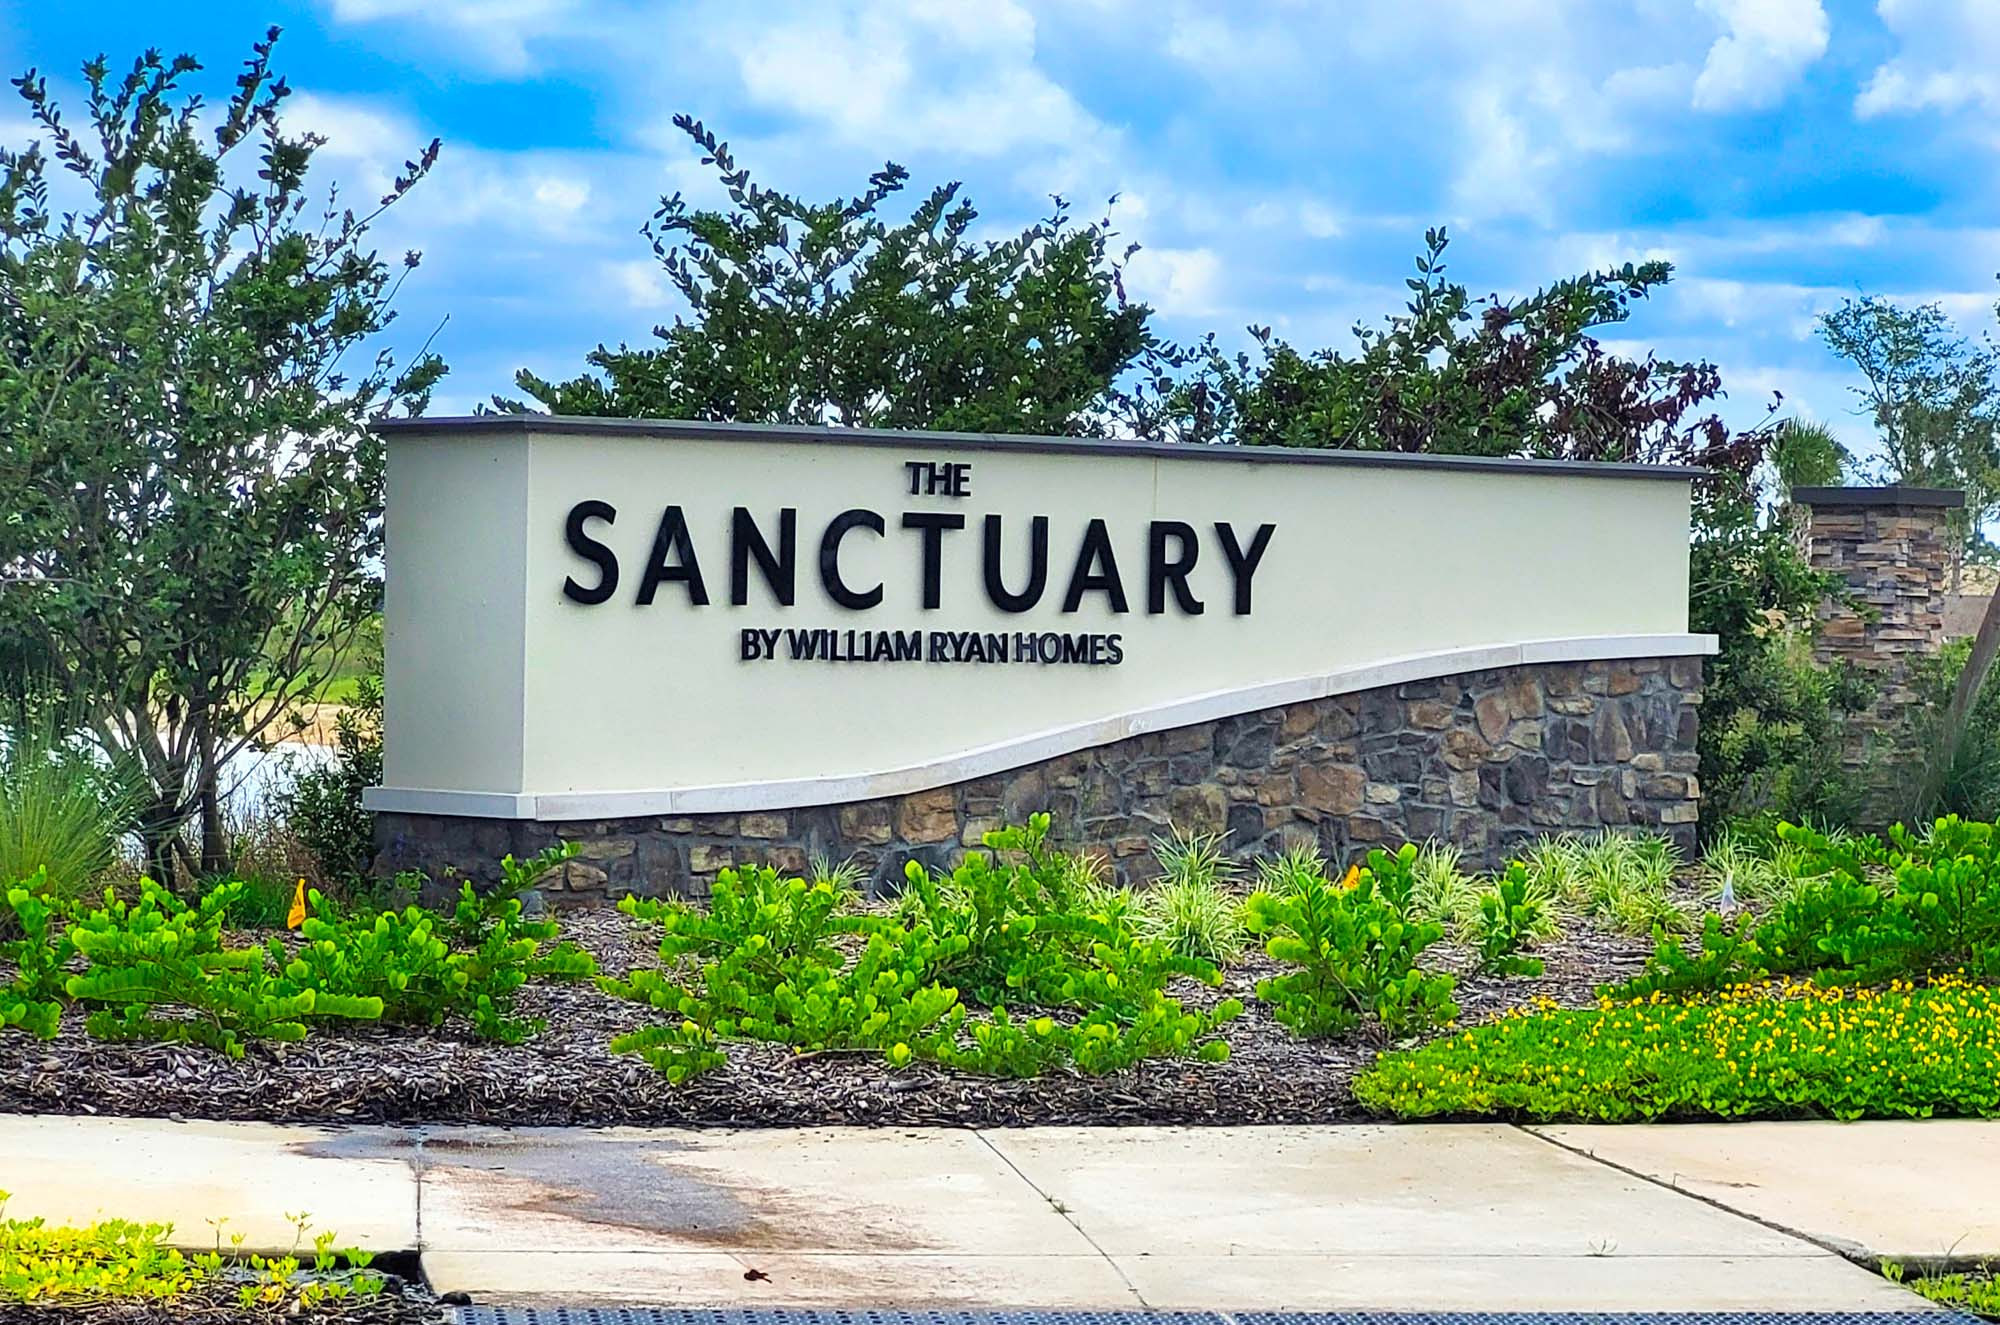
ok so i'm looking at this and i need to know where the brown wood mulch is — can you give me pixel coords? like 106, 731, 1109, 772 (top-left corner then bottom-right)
0, 910, 1656, 1130
0, 1275, 442, 1324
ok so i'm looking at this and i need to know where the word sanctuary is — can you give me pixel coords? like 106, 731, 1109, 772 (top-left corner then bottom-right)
560, 503, 1279, 616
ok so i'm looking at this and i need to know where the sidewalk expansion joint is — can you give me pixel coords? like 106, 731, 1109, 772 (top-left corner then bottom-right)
1512, 1127, 1869, 1266
971, 1128, 1149, 1310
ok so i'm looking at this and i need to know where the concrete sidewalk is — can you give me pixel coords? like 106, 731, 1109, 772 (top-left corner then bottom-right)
0, 1114, 1987, 1311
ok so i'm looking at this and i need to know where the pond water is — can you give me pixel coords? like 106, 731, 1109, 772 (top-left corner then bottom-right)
220, 740, 335, 816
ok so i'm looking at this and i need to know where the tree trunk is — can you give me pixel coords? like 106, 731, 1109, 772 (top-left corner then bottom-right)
199, 762, 226, 878
139, 797, 180, 890
1935, 582, 2000, 812
193, 704, 228, 878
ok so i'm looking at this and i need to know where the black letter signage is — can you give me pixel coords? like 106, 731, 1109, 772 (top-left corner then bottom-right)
821, 508, 886, 610
562, 500, 620, 605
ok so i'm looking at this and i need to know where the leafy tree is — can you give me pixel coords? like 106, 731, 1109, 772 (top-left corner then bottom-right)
502, 115, 1151, 433
1820, 295, 2000, 584
1130, 229, 1843, 829
0, 32, 445, 883
1123, 227, 1758, 474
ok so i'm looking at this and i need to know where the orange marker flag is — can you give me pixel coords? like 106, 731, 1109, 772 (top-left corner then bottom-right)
287, 878, 308, 930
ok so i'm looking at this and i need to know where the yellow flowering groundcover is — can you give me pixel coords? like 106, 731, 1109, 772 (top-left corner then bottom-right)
1355, 976, 2000, 1121
0, 1194, 396, 1315
0, 1210, 196, 1303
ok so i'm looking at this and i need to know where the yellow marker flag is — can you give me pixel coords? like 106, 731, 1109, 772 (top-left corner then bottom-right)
1337, 864, 1361, 891
287, 878, 308, 930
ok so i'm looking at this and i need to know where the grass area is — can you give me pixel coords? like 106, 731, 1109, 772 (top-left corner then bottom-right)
1355, 975, 2000, 1122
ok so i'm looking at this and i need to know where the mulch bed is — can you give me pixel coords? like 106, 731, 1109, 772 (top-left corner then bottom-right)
0, 1274, 442, 1324
0, 909, 1657, 1129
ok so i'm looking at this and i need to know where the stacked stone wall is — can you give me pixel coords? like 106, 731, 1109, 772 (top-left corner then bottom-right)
1793, 486, 1964, 807
374, 655, 1703, 903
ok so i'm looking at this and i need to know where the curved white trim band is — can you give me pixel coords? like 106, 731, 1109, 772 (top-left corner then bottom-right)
363, 633, 1717, 822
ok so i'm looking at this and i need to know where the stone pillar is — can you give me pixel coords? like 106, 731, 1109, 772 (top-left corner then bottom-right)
1792, 485, 1963, 770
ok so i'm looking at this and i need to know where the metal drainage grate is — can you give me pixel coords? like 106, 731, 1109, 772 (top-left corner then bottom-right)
456, 1312, 1987, 1325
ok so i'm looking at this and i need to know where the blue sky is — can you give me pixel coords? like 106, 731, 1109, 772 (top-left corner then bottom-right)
5, 0, 1998, 461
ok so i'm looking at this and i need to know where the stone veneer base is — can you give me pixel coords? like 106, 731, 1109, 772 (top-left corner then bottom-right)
372, 655, 1703, 903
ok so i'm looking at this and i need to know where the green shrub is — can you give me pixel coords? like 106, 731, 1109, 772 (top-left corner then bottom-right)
605, 815, 1240, 1082
288, 844, 595, 1043
62, 879, 383, 1057
607, 866, 962, 1058
1356, 974, 2000, 1121
931, 998, 1232, 1078
897, 817, 1222, 1015
1468, 863, 1546, 977
1611, 815, 2000, 997
1135, 827, 1246, 964
1242, 842, 1457, 1038
0, 716, 141, 910
1, 876, 70, 1037
273, 677, 382, 885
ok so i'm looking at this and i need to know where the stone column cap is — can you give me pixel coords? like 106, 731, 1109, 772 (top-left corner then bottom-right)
1791, 484, 1965, 508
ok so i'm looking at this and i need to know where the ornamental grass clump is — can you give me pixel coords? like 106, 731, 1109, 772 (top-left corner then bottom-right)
1242, 841, 1457, 1039
1135, 827, 1246, 964
0, 716, 143, 918
1525, 830, 1684, 936
1406, 839, 1482, 932
604, 814, 1240, 1082
1355, 974, 2000, 1121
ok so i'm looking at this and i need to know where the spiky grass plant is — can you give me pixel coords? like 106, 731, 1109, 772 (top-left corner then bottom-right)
1525, 829, 1685, 935
0, 714, 142, 907
807, 852, 871, 903
1136, 827, 1246, 964
1695, 827, 1786, 910
1406, 840, 1480, 931
1255, 839, 1328, 898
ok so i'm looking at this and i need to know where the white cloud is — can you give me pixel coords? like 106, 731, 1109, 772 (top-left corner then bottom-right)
1123, 245, 1223, 318
283, 91, 417, 164
282, 92, 606, 243
719, 0, 1103, 160
1856, 0, 2000, 118
607, 259, 673, 310
1691, 0, 1830, 112
326, 0, 579, 74
1299, 201, 1342, 239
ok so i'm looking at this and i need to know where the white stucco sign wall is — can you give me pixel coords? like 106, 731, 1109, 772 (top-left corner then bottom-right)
363, 417, 1714, 822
